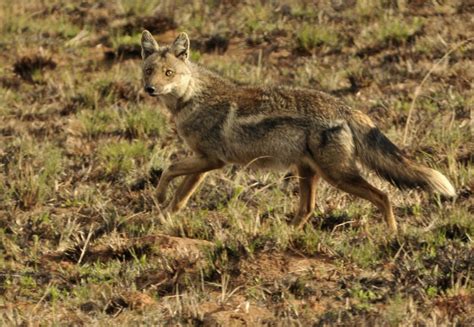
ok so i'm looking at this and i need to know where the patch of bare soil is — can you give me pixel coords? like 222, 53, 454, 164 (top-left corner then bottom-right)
107, 45, 142, 60
123, 15, 177, 35
191, 35, 230, 54
104, 15, 177, 60
103, 292, 157, 316
233, 251, 357, 319
235, 251, 337, 284
45, 233, 213, 264
13, 54, 57, 83
199, 299, 274, 326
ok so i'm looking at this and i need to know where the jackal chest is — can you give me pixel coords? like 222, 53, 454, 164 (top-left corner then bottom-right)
174, 105, 228, 156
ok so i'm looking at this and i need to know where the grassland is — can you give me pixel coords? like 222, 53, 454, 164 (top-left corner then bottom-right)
0, 0, 472, 325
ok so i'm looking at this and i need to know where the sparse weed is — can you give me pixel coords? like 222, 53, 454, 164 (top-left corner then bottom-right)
349, 284, 382, 310
77, 109, 120, 137
118, 0, 161, 15
383, 294, 409, 325
296, 24, 340, 53
359, 16, 424, 49
122, 104, 167, 138
240, 3, 273, 34
1, 140, 63, 209
99, 140, 151, 178
354, 0, 383, 20
378, 16, 424, 45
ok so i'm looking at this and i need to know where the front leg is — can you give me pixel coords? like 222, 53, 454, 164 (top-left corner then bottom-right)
165, 172, 207, 213
156, 156, 224, 204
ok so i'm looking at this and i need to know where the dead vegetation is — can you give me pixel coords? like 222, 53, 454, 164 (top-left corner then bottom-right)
0, 0, 472, 325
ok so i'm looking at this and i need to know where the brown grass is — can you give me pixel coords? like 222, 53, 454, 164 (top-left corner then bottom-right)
0, 0, 472, 325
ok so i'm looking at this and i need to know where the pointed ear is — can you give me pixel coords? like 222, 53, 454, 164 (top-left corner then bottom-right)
141, 30, 159, 59
170, 32, 190, 60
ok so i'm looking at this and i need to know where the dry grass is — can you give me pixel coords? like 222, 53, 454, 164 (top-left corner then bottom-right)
0, 0, 473, 325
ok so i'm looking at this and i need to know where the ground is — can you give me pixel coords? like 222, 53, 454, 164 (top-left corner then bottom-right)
0, 0, 473, 325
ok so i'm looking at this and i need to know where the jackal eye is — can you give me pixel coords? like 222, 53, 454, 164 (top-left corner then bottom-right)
145, 68, 153, 75
165, 69, 173, 77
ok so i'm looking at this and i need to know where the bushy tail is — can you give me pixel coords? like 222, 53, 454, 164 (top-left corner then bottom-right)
348, 111, 456, 197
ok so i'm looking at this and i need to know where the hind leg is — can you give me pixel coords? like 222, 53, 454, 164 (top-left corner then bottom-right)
320, 171, 397, 232
291, 164, 320, 228
308, 122, 397, 232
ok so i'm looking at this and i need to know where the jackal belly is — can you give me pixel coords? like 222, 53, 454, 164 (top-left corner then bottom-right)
222, 116, 311, 170
177, 104, 318, 169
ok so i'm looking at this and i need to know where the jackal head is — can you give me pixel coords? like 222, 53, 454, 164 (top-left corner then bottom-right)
140, 31, 194, 99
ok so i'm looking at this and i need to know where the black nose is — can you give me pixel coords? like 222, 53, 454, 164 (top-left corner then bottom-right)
145, 86, 155, 94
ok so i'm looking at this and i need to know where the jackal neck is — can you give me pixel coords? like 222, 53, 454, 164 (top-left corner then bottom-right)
187, 63, 237, 100
164, 62, 234, 115
181, 68, 202, 103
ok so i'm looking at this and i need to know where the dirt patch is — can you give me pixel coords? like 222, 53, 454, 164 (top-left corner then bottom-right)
43, 233, 215, 298
312, 212, 355, 232
45, 233, 214, 264
78, 291, 156, 317
191, 35, 230, 54
200, 300, 274, 326
98, 80, 140, 101
13, 54, 57, 83
434, 291, 474, 321
130, 167, 163, 191
104, 45, 142, 61
106, 292, 156, 315
133, 234, 215, 294
235, 251, 337, 283
392, 240, 473, 303
0, 75, 22, 89
123, 15, 177, 35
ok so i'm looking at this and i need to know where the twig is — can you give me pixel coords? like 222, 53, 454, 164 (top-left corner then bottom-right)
392, 241, 405, 262
331, 220, 355, 233
32, 281, 53, 313
402, 37, 474, 146
77, 224, 94, 265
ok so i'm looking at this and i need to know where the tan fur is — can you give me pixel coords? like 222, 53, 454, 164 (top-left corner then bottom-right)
140, 31, 456, 232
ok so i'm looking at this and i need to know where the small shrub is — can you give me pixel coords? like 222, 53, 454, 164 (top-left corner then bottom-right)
99, 140, 151, 178
1, 141, 63, 209
296, 24, 340, 53
122, 105, 167, 138
359, 16, 424, 49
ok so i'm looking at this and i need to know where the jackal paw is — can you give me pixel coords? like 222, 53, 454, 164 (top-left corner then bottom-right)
290, 213, 310, 229
163, 200, 180, 214
290, 220, 305, 229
